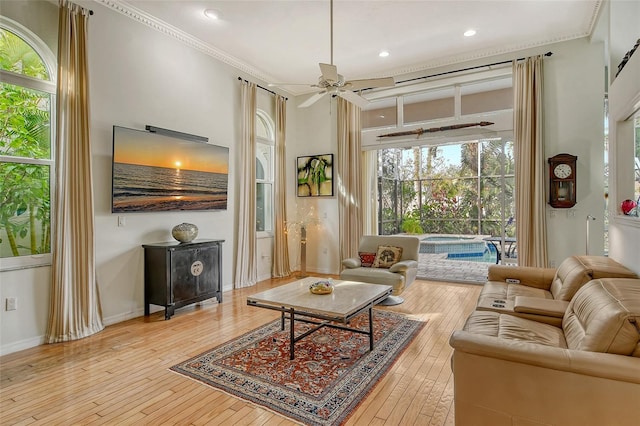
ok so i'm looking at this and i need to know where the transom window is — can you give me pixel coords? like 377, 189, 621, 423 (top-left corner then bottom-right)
0, 19, 56, 270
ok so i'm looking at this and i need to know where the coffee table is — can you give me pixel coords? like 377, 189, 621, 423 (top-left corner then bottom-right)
247, 277, 392, 359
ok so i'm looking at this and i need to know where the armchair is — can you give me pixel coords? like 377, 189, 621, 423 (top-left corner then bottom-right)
340, 235, 420, 305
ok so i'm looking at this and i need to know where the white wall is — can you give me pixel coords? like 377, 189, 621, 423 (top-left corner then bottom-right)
288, 95, 341, 275
542, 38, 607, 265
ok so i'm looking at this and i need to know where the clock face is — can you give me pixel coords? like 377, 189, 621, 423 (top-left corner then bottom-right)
553, 163, 572, 179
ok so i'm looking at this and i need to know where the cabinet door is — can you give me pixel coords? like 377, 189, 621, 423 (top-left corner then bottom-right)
195, 244, 219, 296
171, 244, 219, 302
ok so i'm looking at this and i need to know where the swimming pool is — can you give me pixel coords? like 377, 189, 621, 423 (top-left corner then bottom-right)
419, 235, 487, 258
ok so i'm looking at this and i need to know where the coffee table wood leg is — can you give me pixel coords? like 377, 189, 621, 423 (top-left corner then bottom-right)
289, 308, 295, 360
369, 306, 374, 351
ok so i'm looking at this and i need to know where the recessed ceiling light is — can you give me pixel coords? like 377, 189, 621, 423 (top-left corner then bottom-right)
204, 9, 221, 20
464, 29, 476, 37
379, 51, 390, 58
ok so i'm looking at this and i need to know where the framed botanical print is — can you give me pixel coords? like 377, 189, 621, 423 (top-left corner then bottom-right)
296, 154, 333, 197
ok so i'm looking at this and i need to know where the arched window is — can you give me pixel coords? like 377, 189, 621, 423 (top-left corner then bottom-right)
0, 17, 56, 269
256, 110, 275, 233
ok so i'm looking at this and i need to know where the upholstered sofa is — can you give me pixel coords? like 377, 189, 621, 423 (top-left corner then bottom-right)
340, 235, 420, 305
450, 277, 640, 426
476, 255, 637, 326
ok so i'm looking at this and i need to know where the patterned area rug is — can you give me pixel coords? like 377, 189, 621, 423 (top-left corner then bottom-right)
171, 310, 425, 426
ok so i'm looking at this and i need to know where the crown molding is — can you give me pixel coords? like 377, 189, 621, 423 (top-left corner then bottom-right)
94, 0, 278, 86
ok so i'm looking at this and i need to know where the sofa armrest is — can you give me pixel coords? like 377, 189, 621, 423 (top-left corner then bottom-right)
487, 265, 557, 290
389, 259, 418, 272
513, 297, 569, 318
342, 257, 361, 269
449, 330, 640, 384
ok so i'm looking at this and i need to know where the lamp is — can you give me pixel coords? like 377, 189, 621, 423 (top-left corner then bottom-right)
286, 203, 320, 278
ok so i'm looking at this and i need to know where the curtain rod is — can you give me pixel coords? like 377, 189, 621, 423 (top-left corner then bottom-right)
383, 51, 553, 88
237, 77, 288, 100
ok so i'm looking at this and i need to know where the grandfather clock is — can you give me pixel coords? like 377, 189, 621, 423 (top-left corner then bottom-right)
548, 154, 577, 208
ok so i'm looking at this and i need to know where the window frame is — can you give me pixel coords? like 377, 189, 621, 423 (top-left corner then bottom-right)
0, 17, 57, 271
256, 110, 275, 237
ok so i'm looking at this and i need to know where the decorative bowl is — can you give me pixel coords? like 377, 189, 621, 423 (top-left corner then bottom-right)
309, 280, 334, 295
172, 223, 198, 243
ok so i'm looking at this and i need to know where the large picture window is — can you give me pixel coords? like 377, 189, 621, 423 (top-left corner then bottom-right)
378, 138, 515, 238
0, 20, 56, 269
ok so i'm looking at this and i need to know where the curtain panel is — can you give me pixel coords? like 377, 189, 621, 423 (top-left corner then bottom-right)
362, 150, 378, 235
337, 98, 364, 261
272, 95, 291, 277
513, 55, 548, 267
46, 0, 104, 343
234, 81, 258, 288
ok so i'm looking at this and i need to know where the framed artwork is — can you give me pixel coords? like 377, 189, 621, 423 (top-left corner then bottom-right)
297, 154, 334, 197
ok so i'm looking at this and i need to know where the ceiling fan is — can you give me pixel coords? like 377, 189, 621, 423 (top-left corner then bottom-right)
272, 0, 395, 109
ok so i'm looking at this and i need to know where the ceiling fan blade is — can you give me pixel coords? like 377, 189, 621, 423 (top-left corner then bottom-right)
337, 90, 369, 109
268, 82, 318, 88
345, 77, 395, 90
319, 63, 338, 83
299, 92, 327, 108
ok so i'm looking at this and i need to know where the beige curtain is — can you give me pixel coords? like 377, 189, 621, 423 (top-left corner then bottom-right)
272, 95, 291, 277
513, 55, 548, 267
234, 80, 257, 288
46, 0, 103, 343
337, 98, 364, 261
362, 149, 378, 235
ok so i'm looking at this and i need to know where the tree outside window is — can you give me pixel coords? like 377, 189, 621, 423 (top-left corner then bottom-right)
0, 25, 55, 268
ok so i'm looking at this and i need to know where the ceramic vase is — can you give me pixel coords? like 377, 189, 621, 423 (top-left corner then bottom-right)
172, 223, 198, 243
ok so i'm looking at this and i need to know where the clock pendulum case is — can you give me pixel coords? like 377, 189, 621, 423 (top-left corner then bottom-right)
548, 154, 577, 208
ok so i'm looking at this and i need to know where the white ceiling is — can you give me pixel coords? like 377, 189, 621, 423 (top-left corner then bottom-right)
119, 0, 602, 95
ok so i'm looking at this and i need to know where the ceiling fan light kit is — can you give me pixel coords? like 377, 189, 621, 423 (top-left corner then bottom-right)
273, 0, 395, 108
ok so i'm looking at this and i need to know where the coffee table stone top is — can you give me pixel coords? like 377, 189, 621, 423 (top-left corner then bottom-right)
247, 277, 392, 318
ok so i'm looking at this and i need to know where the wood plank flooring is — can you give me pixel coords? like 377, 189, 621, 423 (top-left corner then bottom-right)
0, 276, 480, 425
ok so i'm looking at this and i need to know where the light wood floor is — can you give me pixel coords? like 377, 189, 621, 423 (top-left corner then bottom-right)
0, 276, 481, 425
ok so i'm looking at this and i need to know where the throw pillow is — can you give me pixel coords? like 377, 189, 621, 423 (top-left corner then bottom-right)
372, 245, 403, 268
358, 252, 377, 267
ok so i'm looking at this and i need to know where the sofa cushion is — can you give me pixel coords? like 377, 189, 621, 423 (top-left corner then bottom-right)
463, 310, 568, 348
372, 245, 402, 268
358, 252, 376, 267
550, 255, 638, 301
563, 278, 640, 356
480, 281, 553, 302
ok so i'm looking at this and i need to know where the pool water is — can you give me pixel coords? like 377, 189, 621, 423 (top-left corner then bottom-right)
419, 235, 498, 264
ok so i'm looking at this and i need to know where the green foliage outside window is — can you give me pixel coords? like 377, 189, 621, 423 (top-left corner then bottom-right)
0, 29, 52, 258
379, 139, 515, 238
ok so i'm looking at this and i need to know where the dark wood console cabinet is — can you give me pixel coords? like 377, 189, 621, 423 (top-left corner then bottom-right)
143, 239, 224, 320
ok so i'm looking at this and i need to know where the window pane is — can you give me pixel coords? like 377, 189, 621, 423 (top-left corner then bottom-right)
362, 98, 396, 129
256, 143, 272, 180
0, 29, 50, 80
404, 88, 455, 124
0, 162, 51, 258
256, 182, 272, 232
0, 82, 51, 159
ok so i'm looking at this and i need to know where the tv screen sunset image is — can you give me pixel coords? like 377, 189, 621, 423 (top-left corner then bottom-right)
112, 126, 229, 212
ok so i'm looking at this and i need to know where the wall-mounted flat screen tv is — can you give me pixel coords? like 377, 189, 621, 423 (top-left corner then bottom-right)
112, 126, 229, 213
